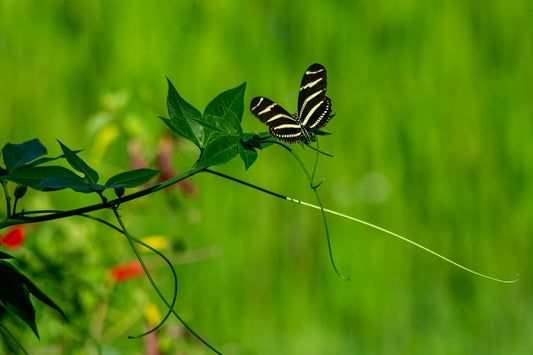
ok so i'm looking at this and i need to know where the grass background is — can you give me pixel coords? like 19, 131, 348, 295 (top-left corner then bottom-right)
1, 0, 532, 354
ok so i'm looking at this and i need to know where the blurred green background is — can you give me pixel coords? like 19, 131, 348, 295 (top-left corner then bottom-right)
1, 0, 532, 354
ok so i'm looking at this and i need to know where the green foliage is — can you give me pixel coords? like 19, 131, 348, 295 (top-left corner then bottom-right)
0, 140, 162, 194
1, 139, 47, 173
57, 140, 99, 185
0, 253, 66, 339
239, 132, 272, 170
161, 80, 269, 169
161, 80, 246, 168
3, 166, 79, 189
0, 138, 165, 342
161, 79, 204, 149
105, 169, 163, 188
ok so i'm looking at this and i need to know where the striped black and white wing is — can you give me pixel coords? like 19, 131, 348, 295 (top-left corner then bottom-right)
297, 63, 332, 130
250, 97, 302, 143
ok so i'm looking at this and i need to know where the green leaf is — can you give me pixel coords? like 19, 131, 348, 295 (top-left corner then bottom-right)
241, 132, 256, 142
1, 139, 47, 173
89, 183, 107, 192
195, 135, 240, 168
26, 150, 82, 168
57, 140, 99, 184
236, 132, 273, 169
0, 260, 67, 339
196, 113, 238, 142
163, 80, 247, 148
162, 80, 248, 169
203, 82, 246, 136
238, 144, 258, 170
35, 175, 94, 193
1, 166, 79, 188
162, 78, 204, 149
241, 132, 273, 150
106, 168, 162, 188
0, 263, 38, 338
22, 271, 67, 322
0, 251, 14, 259
204, 83, 246, 122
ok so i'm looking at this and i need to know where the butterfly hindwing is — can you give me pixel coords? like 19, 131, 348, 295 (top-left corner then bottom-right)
303, 96, 332, 131
298, 63, 332, 130
250, 97, 302, 143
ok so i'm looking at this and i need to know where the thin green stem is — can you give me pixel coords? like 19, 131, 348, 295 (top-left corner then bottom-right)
12, 197, 19, 216
311, 138, 320, 184
108, 205, 222, 354
126, 234, 177, 338
310, 185, 349, 280
27, 206, 181, 338
204, 169, 519, 284
70, 211, 178, 337
282, 140, 349, 280
1, 181, 12, 217
293, 201, 519, 283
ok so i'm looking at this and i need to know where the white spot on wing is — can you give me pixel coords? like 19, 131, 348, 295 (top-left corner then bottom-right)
258, 103, 277, 115
301, 100, 327, 126
299, 77, 323, 91
306, 68, 325, 75
266, 113, 295, 123
274, 123, 301, 130
299, 89, 325, 120
251, 97, 264, 111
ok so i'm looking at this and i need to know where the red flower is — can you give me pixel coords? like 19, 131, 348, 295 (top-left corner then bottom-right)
0, 225, 26, 249
110, 261, 144, 282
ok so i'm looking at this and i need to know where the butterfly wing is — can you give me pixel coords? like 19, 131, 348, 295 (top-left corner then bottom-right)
297, 63, 332, 130
250, 96, 302, 143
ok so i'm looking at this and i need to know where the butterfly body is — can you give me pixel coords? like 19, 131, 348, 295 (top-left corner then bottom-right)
250, 63, 332, 144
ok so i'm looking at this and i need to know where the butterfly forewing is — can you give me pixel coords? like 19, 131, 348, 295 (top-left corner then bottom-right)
298, 63, 331, 130
250, 97, 302, 143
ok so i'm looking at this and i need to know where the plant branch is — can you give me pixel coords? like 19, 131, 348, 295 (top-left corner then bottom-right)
2, 166, 203, 228
203, 169, 519, 284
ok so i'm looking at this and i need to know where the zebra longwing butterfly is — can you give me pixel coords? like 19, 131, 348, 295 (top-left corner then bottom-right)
250, 63, 332, 144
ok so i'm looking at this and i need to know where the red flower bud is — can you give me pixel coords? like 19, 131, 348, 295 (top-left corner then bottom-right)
110, 261, 144, 282
0, 225, 26, 249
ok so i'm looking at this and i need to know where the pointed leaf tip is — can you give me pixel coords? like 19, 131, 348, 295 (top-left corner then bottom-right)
57, 140, 99, 184
165, 79, 204, 148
